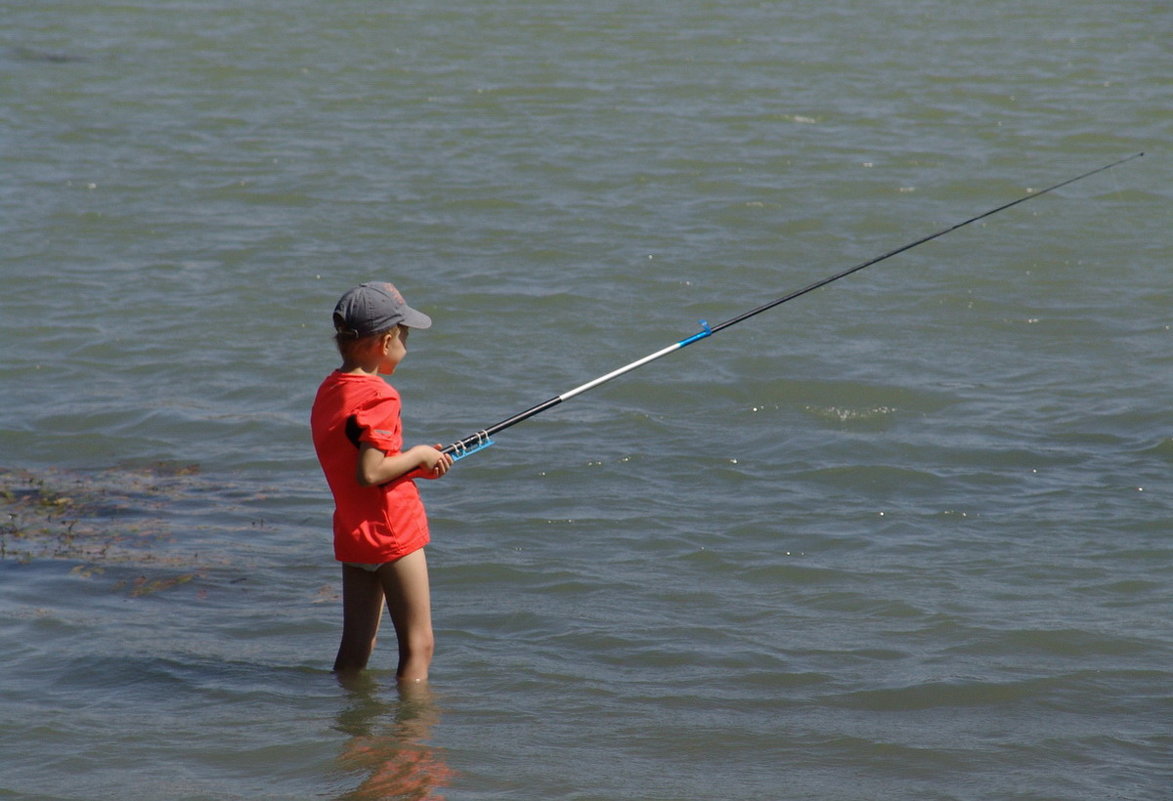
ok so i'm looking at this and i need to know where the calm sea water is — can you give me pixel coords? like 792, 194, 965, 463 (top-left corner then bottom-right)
2, 1, 1170, 799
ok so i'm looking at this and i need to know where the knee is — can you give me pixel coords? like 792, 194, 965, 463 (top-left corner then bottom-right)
397, 629, 434, 682
409, 629, 435, 662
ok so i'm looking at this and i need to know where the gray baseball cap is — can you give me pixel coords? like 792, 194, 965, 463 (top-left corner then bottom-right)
332, 282, 432, 337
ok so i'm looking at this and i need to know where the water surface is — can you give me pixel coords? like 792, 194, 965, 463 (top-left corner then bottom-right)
2, 1, 1170, 799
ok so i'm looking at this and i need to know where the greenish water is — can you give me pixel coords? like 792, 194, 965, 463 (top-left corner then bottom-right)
2, 1, 1170, 799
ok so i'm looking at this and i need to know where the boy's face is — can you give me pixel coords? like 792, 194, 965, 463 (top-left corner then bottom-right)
377, 326, 408, 374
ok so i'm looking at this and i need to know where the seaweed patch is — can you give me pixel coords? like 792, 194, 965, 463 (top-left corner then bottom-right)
1, 465, 214, 596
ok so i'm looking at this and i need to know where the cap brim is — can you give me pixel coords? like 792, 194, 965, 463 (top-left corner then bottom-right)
401, 306, 432, 329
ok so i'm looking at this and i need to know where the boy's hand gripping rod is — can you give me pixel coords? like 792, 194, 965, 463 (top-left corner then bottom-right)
441, 153, 1143, 462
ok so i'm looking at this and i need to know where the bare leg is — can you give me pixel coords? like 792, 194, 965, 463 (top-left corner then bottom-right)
334, 564, 386, 675
377, 548, 434, 683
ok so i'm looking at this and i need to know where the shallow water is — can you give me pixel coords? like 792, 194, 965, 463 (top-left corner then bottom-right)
2, 1, 1171, 799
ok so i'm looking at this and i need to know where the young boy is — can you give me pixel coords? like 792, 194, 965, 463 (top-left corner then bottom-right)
310, 282, 453, 682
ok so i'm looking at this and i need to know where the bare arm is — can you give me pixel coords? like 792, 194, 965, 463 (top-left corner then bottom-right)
356, 442, 453, 486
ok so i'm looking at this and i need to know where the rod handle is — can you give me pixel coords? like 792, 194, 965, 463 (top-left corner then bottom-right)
442, 431, 495, 461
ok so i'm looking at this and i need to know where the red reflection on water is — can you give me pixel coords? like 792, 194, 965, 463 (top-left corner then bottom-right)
335, 678, 455, 801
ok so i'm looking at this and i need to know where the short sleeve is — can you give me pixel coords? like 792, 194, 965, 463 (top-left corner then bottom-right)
350, 392, 402, 454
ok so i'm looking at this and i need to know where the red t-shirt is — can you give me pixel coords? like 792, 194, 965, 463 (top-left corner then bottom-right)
310, 371, 430, 563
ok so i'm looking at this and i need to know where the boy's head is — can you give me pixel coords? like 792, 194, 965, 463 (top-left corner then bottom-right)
332, 282, 432, 339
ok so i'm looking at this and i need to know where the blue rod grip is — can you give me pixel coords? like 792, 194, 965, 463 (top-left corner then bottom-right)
448, 432, 495, 461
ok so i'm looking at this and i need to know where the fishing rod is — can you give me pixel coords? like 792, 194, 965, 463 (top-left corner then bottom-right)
441, 152, 1144, 461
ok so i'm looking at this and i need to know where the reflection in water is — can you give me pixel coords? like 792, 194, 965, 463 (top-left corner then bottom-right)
334, 675, 455, 801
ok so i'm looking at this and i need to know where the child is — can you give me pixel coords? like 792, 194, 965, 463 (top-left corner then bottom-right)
311, 281, 454, 682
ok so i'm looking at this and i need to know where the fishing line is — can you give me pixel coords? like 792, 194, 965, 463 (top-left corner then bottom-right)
442, 153, 1144, 461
